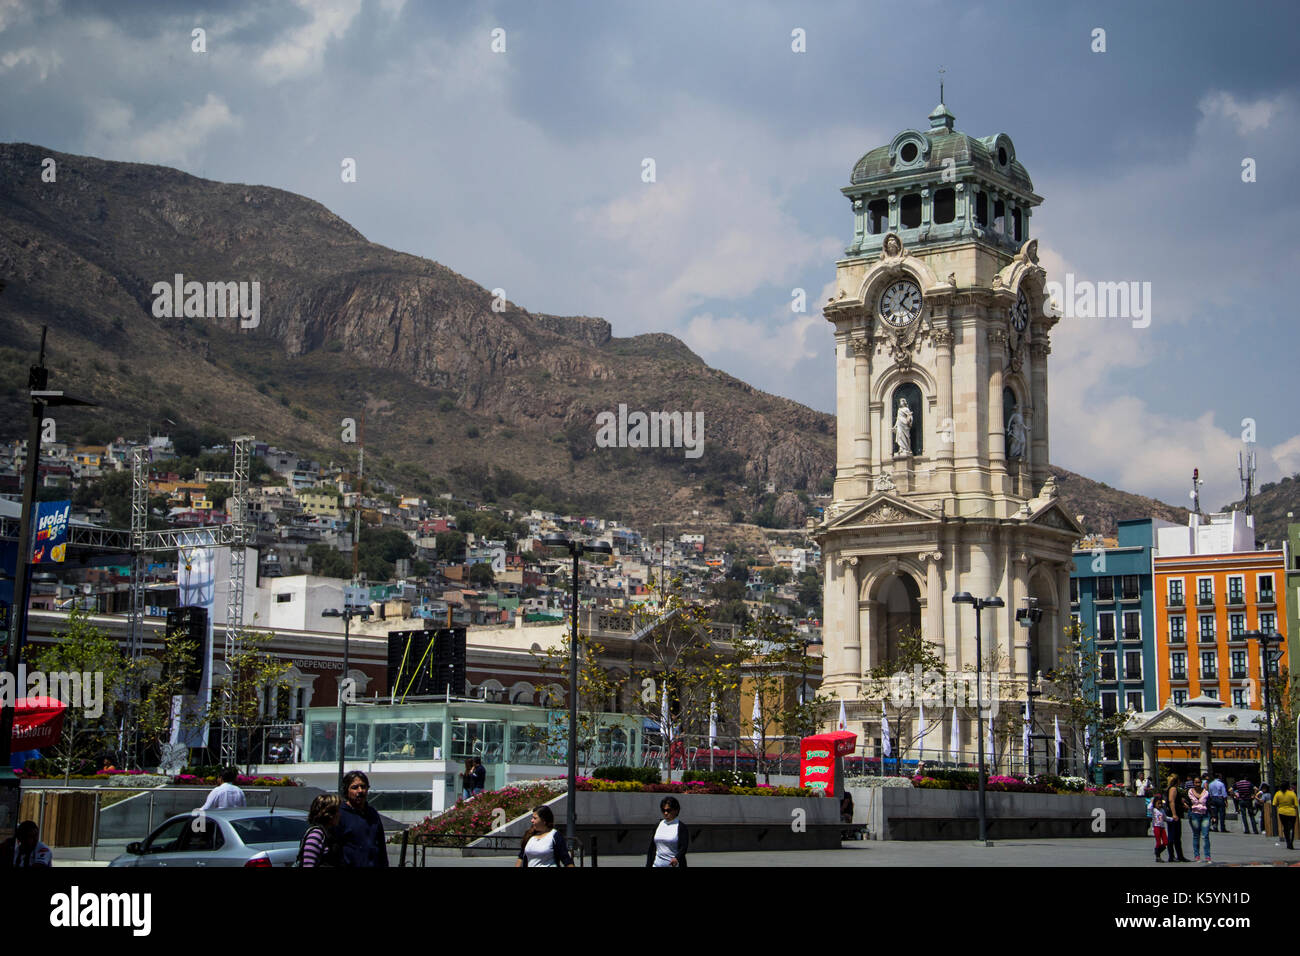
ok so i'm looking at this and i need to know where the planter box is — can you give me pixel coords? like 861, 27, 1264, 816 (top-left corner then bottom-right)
470, 790, 842, 856
848, 785, 1149, 840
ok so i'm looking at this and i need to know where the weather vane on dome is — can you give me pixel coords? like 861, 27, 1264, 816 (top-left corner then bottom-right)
939, 66, 946, 105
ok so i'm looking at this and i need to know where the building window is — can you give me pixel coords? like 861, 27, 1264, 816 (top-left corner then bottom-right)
1230, 649, 1247, 680
1257, 574, 1275, 602
1197, 578, 1214, 605
1198, 615, 1215, 642
1229, 614, 1245, 639
1101, 691, 1117, 716
900, 193, 922, 229
1071, 613, 1082, 633
1260, 612, 1276, 633
933, 188, 955, 224
1171, 652, 1187, 681
1124, 650, 1143, 680
1169, 616, 1185, 643
1168, 579, 1184, 606
1097, 577, 1114, 602
1121, 575, 1140, 600
1103, 739, 1118, 761
1098, 612, 1116, 642
1070, 578, 1079, 605
1232, 688, 1249, 708
866, 198, 888, 235
1203, 687, 1219, 700
975, 191, 989, 227
1173, 689, 1189, 706
1227, 576, 1245, 604
1126, 690, 1145, 712
1122, 611, 1141, 641
992, 198, 1006, 233
1200, 651, 1217, 680
1013, 208, 1024, 242
276, 593, 293, 603
1099, 651, 1116, 681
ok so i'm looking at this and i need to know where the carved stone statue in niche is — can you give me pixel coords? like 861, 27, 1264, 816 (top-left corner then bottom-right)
893, 399, 913, 456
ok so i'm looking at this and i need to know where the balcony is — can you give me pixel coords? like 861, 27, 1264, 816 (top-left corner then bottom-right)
1226, 591, 1246, 609
1095, 592, 1115, 605
1167, 594, 1185, 608
1197, 629, 1217, 643
1200, 670, 1218, 681
1168, 630, 1186, 645
1122, 629, 1142, 643
1170, 670, 1188, 682
1230, 669, 1248, 681
1227, 630, 1248, 645
1257, 590, 1277, 608
1195, 594, 1215, 609
1120, 590, 1142, 603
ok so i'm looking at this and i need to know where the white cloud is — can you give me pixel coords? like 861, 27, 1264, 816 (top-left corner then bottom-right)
257, 0, 363, 81
1198, 90, 1285, 135
0, 46, 61, 80
93, 94, 240, 167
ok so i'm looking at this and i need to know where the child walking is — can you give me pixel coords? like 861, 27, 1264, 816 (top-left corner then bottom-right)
1152, 795, 1168, 862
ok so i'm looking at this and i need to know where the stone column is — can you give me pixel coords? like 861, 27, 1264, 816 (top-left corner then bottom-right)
933, 328, 955, 482
920, 187, 931, 239
888, 193, 898, 232
859, 598, 879, 675
1055, 562, 1072, 667
834, 331, 855, 496
987, 328, 1008, 471
1030, 340, 1051, 490
1121, 738, 1133, 788
956, 182, 970, 237
1199, 735, 1211, 778
822, 557, 846, 691
923, 551, 943, 643
1013, 552, 1031, 677
967, 532, 994, 672
852, 198, 865, 250
841, 557, 861, 688
1143, 737, 1157, 781
852, 333, 872, 487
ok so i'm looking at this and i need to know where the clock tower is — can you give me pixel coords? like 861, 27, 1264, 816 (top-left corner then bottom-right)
813, 100, 1083, 760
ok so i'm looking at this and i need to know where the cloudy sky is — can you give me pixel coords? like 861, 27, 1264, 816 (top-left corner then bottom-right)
2, 0, 1297, 512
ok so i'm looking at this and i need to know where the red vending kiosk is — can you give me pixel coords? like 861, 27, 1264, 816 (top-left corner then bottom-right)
800, 731, 856, 797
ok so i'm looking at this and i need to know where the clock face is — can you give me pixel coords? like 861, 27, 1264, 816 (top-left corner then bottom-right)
1012, 290, 1029, 332
879, 280, 922, 327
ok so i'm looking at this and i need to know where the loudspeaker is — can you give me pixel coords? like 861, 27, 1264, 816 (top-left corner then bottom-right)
165, 605, 208, 693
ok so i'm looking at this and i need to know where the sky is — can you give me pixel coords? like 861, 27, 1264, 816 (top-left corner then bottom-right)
1, 0, 1297, 513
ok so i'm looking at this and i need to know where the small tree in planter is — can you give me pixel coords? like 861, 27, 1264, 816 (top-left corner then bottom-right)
1044, 620, 1128, 781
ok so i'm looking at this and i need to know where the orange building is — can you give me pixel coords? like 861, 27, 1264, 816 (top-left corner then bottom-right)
1152, 511, 1288, 739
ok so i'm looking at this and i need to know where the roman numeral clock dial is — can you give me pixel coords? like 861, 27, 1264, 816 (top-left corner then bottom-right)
879, 279, 922, 327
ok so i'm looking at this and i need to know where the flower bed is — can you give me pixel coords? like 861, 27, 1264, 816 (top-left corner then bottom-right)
405, 783, 561, 844
907, 772, 1127, 797
16, 768, 301, 787
576, 777, 809, 797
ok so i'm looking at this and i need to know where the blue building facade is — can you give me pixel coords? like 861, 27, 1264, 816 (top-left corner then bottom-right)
1070, 519, 1157, 782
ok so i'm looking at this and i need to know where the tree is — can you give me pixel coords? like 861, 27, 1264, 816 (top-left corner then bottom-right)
726, 560, 750, 582
24, 610, 131, 778
435, 531, 466, 562
863, 626, 948, 774
205, 482, 231, 508
306, 542, 349, 578
131, 624, 203, 768
761, 567, 791, 587
531, 630, 627, 773
1044, 619, 1130, 779
468, 562, 496, 588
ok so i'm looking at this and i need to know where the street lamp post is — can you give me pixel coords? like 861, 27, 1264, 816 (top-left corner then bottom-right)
324, 602, 370, 793
953, 591, 1004, 846
800, 634, 824, 725
1246, 628, 1283, 788
543, 532, 612, 850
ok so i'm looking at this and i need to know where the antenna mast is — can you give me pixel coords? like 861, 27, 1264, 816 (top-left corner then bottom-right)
1238, 448, 1256, 515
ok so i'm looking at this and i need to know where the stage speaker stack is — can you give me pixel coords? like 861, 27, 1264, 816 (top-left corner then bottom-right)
165, 605, 208, 693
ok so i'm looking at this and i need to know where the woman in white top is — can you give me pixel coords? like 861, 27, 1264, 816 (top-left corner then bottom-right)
646, 796, 689, 867
515, 806, 575, 867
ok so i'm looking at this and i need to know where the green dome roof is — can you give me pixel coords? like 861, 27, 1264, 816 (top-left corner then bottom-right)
849, 120, 1035, 195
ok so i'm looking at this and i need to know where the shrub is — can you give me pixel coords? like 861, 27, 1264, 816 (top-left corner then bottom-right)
682, 769, 756, 788
591, 766, 661, 785
405, 783, 558, 844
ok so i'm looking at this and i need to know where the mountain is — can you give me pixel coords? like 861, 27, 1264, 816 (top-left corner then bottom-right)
0, 143, 1182, 534
1220, 476, 1300, 547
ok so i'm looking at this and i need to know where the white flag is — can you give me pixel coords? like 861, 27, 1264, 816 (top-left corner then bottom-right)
1022, 700, 1030, 765
837, 698, 847, 732
708, 692, 717, 750
917, 699, 927, 761
1084, 725, 1092, 768
660, 681, 670, 740
751, 687, 762, 752
949, 707, 959, 763
1054, 716, 1062, 760
986, 717, 994, 760
880, 702, 892, 758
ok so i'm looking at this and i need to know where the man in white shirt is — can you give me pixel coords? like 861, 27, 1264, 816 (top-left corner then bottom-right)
201, 767, 247, 810
2, 821, 53, 868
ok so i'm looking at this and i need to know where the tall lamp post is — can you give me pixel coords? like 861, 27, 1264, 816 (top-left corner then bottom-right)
1246, 628, 1283, 788
800, 634, 824, 719
0, 328, 94, 788
543, 532, 612, 850
323, 601, 370, 793
953, 591, 1004, 845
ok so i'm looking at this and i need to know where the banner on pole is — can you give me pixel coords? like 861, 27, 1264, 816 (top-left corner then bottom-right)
32, 500, 70, 564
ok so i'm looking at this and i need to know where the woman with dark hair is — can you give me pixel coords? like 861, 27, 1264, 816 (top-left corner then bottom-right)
1187, 777, 1211, 863
1164, 774, 1189, 862
646, 796, 688, 867
1273, 781, 1297, 850
514, 805, 574, 867
336, 770, 388, 867
297, 793, 342, 867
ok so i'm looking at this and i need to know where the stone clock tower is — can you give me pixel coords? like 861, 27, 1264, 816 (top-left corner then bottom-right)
813, 100, 1083, 760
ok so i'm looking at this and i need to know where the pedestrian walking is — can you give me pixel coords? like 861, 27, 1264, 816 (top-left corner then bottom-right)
336, 770, 388, 867
840, 790, 855, 840
460, 759, 474, 800
297, 793, 342, 868
1187, 777, 1211, 863
1273, 781, 1297, 850
646, 796, 689, 867
1255, 781, 1273, 839
200, 767, 247, 810
1151, 795, 1168, 862
470, 756, 487, 795
1207, 773, 1228, 832
515, 806, 575, 867
1164, 774, 1189, 862
1234, 777, 1259, 833
0, 820, 53, 867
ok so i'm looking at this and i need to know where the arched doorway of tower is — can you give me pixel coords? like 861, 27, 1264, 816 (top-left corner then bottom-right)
876, 572, 922, 665
1027, 570, 1059, 679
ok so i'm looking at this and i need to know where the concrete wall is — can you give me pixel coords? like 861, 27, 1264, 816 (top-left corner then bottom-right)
847, 785, 1148, 840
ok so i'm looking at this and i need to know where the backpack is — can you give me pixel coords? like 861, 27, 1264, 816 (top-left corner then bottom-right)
294, 826, 335, 868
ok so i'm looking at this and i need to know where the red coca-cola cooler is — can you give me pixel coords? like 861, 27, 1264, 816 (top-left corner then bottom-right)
800, 731, 856, 797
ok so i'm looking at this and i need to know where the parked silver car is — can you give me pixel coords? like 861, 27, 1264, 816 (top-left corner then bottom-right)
109, 808, 310, 868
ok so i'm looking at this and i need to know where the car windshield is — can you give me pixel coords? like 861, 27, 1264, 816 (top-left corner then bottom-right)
229, 815, 309, 846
